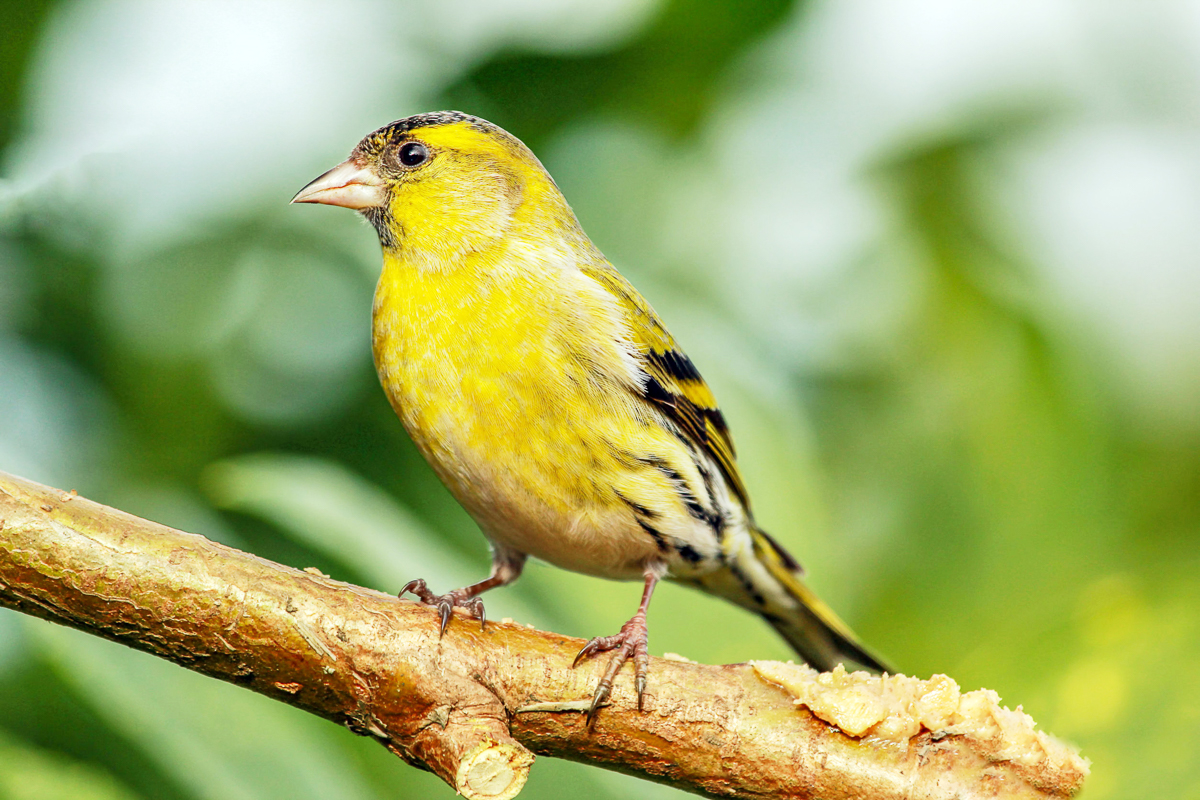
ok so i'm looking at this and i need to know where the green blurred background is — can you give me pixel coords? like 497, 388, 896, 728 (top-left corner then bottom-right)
1, 1, 1198, 798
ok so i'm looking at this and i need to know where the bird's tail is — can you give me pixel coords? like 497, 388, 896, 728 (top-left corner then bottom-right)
753, 526, 889, 672
697, 526, 889, 673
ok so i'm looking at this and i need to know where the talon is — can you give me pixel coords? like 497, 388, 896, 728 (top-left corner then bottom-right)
400, 578, 428, 601
468, 597, 487, 630
634, 647, 649, 710
587, 682, 611, 723
399, 577, 490, 635
574, 614, 652, 720
573, 640, 600, 669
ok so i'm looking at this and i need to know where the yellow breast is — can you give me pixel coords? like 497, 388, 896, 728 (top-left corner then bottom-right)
371, 246, 678, 575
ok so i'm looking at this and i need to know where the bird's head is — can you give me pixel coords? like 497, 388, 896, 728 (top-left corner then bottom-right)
293, 111, 577, 265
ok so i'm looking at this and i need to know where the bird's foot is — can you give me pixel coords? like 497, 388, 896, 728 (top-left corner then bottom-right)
572, 613, 650, 721
399, 579, 486, 635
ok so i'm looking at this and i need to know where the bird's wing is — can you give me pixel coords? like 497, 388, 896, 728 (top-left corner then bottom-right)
581, 264, 751, 511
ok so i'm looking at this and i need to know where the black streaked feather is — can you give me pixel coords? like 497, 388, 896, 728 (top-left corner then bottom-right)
616, 490, 669, 552
646, 349, 703, 383
637, 456, 715, 527
634, 347, 750, 509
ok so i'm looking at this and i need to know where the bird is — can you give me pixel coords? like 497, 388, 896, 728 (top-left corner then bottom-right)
292, 111, 887, 718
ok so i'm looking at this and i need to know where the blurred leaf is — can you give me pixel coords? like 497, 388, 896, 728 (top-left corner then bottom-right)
0, 731, 141, 800
32, 622, 379, 800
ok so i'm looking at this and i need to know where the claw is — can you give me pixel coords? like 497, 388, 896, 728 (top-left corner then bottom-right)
400, 578, 427, 599
467, 597, 487, 630
398, 578, 489, 636
634, 646, 649, 710
573, 639, 601, 669
572, 613, 651, 722
587, 682, 611, 722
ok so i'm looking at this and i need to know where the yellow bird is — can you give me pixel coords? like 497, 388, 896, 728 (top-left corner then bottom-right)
293, 111, 886, 716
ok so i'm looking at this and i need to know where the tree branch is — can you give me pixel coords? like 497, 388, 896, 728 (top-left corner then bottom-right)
0, 471, 1086, 799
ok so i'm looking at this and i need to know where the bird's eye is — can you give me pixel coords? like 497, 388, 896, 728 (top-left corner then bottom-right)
397, 141, 430, 167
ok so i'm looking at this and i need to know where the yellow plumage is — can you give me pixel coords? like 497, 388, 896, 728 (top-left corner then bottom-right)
294, 111, 886, 716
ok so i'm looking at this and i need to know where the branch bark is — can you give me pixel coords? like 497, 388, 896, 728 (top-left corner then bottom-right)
0, 471, 1086, 800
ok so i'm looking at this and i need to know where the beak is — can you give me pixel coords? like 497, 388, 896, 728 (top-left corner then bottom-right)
291, 159, 385, 209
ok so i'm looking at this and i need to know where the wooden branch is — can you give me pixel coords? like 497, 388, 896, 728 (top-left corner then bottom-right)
0, 471, 1087, 800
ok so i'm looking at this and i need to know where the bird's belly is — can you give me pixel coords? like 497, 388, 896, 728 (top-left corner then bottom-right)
405, 392, 664, 580
468, 493, 658, 581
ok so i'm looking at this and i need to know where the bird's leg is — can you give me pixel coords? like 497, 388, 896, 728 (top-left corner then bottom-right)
573, 566, 663, 721
400, 546, 525, 635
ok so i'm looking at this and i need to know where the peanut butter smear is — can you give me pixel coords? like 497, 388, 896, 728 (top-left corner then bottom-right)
753, 662, 1090, 795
